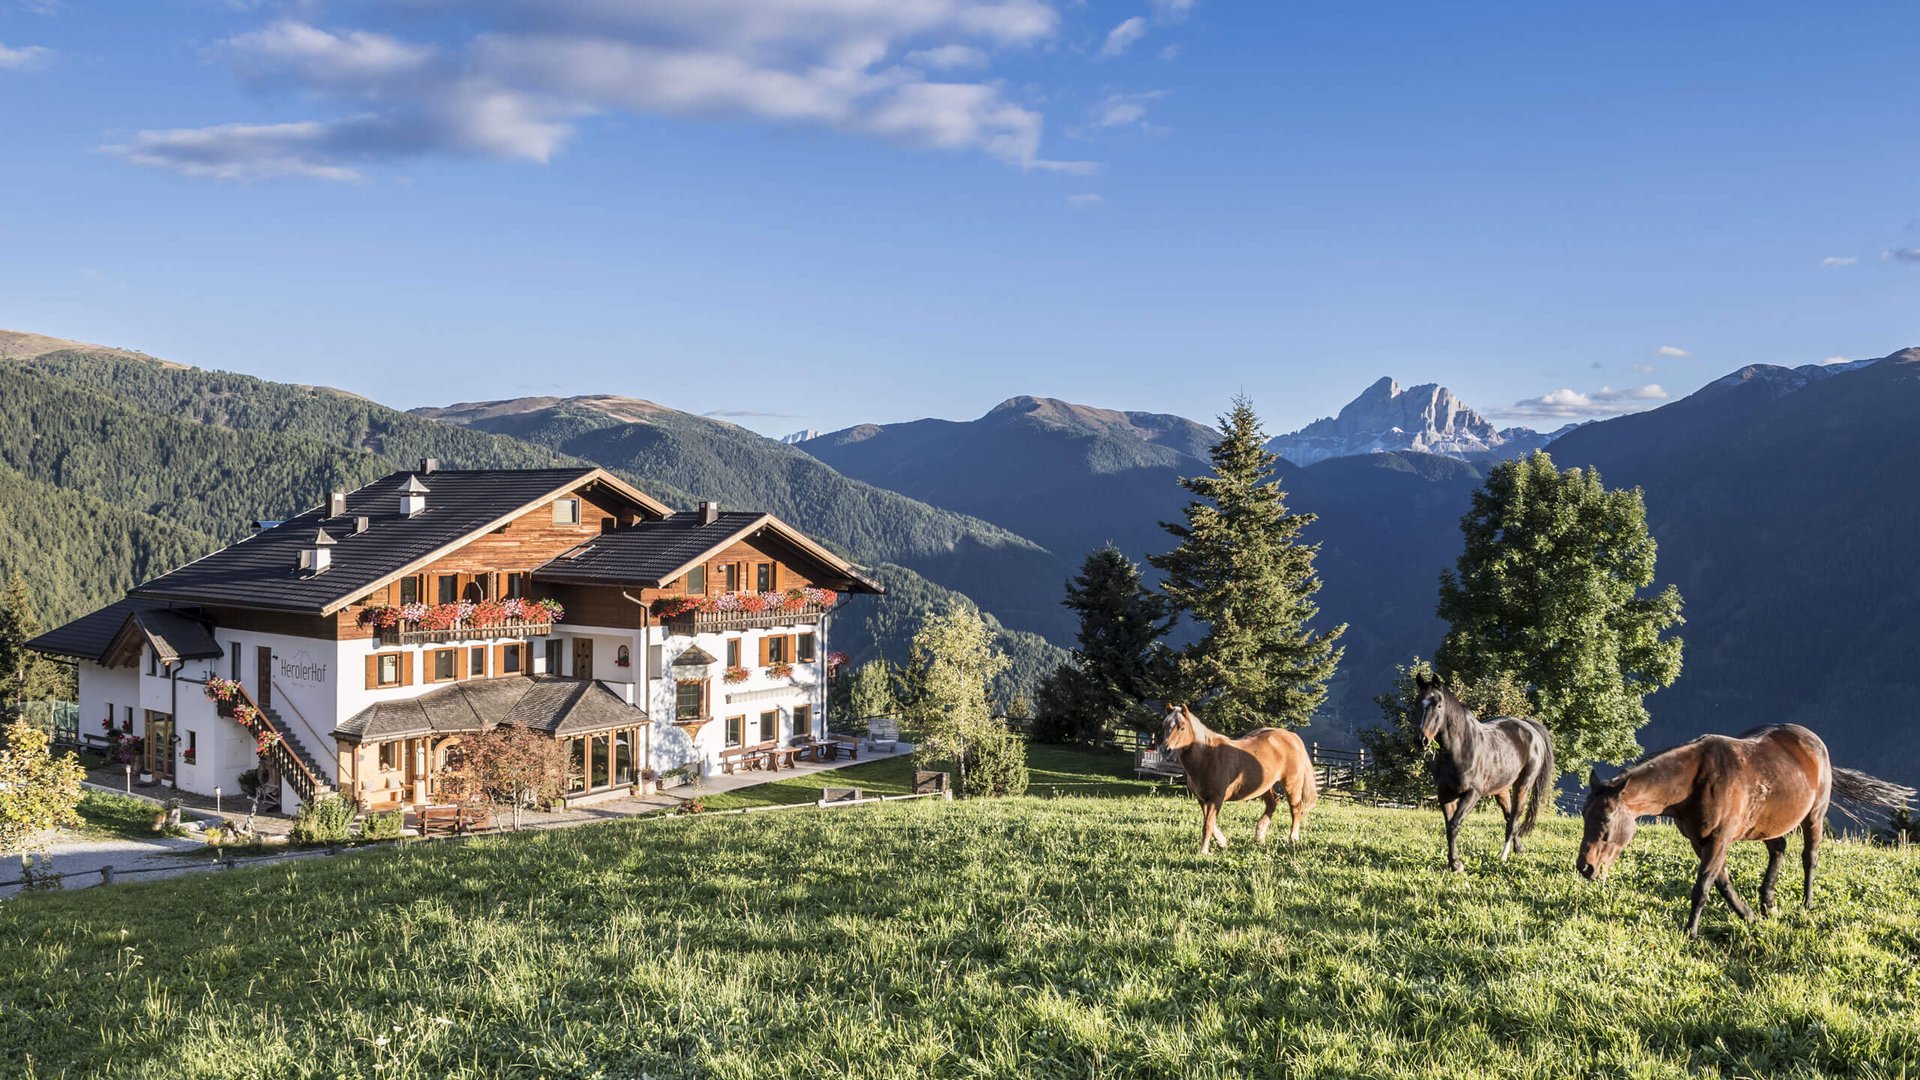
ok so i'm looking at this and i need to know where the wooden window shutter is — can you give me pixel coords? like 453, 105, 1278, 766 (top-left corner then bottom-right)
494, 644, 506, 672
758, 636, 770, 666
398, 653, 414, 687
365, 653, 381, 690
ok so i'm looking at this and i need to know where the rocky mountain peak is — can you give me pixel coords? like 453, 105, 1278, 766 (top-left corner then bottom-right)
1268, 377, 1545, 466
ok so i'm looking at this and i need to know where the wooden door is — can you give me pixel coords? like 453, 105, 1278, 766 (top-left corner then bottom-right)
145, 711, 175, 780
256, 646, 273, 709
573, 638, 593, 680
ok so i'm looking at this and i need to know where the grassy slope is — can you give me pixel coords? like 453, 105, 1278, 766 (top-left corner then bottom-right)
2, 751, 1916, 1079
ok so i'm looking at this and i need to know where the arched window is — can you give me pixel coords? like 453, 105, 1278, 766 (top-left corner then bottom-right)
616, 645, 631, 668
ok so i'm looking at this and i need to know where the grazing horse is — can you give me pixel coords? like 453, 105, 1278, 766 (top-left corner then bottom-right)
1413, 674, 1556, 872
1162, 705, 1317, 854
1577, 724, 1915, 938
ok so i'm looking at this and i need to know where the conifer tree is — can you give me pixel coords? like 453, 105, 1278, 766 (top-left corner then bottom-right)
1034, 546, 1170, 743
0, 575, 73, 718
1150, 397, 1344, 734
1435, 451, 1684, 768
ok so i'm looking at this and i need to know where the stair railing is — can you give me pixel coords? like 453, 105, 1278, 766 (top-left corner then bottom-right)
220, 683, 327, 808
270, 679, 337, 777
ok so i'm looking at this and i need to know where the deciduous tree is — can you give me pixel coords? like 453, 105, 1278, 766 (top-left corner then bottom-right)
904, 606, 1027, 797
1435, 451, 1684, 769
440, 724, 568, 829
0, 718, 86, 852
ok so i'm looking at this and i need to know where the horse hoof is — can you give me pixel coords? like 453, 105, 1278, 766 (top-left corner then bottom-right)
1448, 861, 1465, 874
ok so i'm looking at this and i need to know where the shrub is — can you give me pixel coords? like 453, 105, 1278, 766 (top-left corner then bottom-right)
363, 810, 406, 841
0, 718, 86, 852
963, 727, 1030, 798
291, 794, 356, 845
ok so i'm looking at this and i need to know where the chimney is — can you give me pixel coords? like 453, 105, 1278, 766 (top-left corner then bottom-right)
353, 515, 370, 535
699, 501, 719, 526
420, 458, 439, 475
400, 474, 430, 517
300, 528, 337, 573
328, 492, 347, 518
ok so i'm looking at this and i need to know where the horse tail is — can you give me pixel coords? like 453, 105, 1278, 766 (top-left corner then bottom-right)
1299, 749, 1319, 810
1519, 721, 1555, 839
1832, 767, 1917, 811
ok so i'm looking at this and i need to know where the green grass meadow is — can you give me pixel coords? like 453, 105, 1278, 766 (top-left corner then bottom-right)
2, 748, 1917, 1078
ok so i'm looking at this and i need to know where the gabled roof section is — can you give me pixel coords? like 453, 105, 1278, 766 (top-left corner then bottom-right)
107, 609, 225, 667
532, 510, 883, 594
26, 597, 172, 664
334, 675, 645, 743
128, 468, 674, 615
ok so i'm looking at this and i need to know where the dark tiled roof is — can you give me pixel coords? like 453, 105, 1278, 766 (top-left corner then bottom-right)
335, 675, 645, 742
26, 598, 171, 662
535, 510, 766, 586
132, 469, 623, 614
129, 610, 225, 663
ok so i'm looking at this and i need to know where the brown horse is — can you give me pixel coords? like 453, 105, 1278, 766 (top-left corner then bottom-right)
1578, 723, 1916, 938
1162, 705, 1317, 854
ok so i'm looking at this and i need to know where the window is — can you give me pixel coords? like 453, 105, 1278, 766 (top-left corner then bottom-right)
686, 565, 707, 594
725, 715, 745, 748
432, 649, 456, 681
230, 643, 241, 681
148, 648, 158, 676
505, 572, 526, 600
767, 636, 789, 665
377, 654, 401, 687
793, 704, 812, 740
676, 680, 705, 720
437, 574, 459, 605
614, 730, 636, 785
399, 576, 420, 606
756, 563, 774, 591
567, 738, 587, 793
379, 741, 400, 771
545, 638, 564, 675
759, 710, 778, 743
470, 647, 487, 677
724, 563, 740, 592
726, 638, 741, 667
124, 705, 133, 732
592, 734, 611, 788
798, 633, 816, 663
501, 644, 523, 674
553, 498, 581, 526
184, 730, 198, 766
616, 645, 631, 668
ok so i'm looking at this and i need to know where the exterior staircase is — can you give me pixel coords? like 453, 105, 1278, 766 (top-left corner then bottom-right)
219, 687, 337, 809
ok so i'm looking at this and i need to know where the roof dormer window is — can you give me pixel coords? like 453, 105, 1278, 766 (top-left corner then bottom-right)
553, 497, 581, 526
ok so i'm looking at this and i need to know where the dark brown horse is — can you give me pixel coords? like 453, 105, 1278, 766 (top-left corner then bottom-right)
1413, 675, 1556, 873
1578, 723, 1916, 938
1163, 704, 1317, 854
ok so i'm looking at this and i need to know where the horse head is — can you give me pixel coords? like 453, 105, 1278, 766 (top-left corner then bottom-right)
1162, 704, 1197, 750
1412, 673, 1451, 745
1576, 768, 1636, 880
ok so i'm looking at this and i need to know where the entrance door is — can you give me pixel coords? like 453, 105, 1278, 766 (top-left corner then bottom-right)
145, 711, 175, 780
573, 638, 594, 680
256, 646, 273, 709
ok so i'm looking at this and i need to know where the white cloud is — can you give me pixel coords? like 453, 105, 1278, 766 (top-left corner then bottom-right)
0, 40, 50, 70
1654, 345, 1690, 359
1819, 355, 1852, 365
1158, 44, 1180, 61
1501, 384, 1669, 421
108, 5, 1094, 181
1097, 16, 1146, 59
1065, 192, 1101, 208
1819, 256, 1857, 268
1152, 0, 1197, 19
1632, 363, 1656, 375
1090, 90, 1165, 129
905, 44, 989, 70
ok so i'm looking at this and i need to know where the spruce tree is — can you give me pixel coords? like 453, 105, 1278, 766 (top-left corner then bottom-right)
0, 575, 73, 718
1034, 546, 1170, 743
1150, 397, 1344, 735
1435, 451, 1684, 769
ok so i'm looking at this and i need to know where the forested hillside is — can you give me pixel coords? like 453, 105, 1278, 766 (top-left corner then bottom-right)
414, 396, 1078, 643
0, 344, 1066, 701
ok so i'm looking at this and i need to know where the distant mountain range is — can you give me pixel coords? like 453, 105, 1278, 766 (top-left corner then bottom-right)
1267, 376, 1564, 466
5, 325, 1915, 784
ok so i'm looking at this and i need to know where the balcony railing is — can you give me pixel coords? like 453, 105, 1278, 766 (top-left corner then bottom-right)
665, 602, 832, 635
382, 617, 554, 647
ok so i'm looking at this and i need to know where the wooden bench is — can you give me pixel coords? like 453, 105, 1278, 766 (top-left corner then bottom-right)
865, 718, 900, 753
1135, 748, 1185, 782
718, 747, 752, 775
828, 734, 861, 761
419, 803, 495, 836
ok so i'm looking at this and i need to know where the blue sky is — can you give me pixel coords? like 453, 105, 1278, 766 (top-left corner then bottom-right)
2, 1, 1917, 438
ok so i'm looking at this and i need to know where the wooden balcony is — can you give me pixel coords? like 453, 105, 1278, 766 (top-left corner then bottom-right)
380, 618, 554, 647
664, 603, 830, 636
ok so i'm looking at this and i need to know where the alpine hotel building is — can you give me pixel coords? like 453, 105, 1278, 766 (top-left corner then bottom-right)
28, 465, 882, 812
